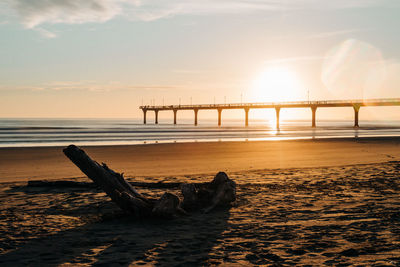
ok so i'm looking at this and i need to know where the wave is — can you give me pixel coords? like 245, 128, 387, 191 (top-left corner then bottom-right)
2, 118, 400, 147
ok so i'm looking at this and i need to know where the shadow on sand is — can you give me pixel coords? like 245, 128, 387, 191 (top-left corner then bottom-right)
0, 193, 230, 266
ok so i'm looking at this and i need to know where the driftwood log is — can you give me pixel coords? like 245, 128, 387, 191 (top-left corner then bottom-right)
63, 145, 236, 218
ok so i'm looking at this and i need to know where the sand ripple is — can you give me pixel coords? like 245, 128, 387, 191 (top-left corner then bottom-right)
0, 162, 400, 265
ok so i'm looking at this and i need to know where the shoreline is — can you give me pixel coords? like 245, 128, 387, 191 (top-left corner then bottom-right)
2, 135, 400, 148
2, 132, 400, 149
1, 136, 400, 182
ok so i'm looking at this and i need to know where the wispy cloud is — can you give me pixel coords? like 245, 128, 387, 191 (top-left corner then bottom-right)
171, 69, 207, 74
264, 56, 328, 65
0, 79, 246, 93
34, 27, 56, 38
6, 0, 399, 29
8, 0, 122, 28
274, 28, 370, 41
0, 81, 182, 92
306, 29, 371, 39
43, 81, 181, 92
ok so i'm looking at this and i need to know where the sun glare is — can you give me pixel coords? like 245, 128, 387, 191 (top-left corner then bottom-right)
251, 67, 303, 103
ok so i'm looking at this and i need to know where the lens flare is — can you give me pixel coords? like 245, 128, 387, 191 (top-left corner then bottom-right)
322, 39, 387, 100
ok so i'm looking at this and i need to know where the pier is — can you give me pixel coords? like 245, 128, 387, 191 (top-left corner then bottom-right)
140, 98, 400, 128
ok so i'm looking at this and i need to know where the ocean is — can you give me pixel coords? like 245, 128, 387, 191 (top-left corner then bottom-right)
1, 118, 400, 147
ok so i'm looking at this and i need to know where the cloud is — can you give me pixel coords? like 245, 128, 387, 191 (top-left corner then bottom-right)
0, 80, 245, 93
9, 0, 122, 28
40, 80, 180, 92
0, 81, 181, 92
306, 29, 370, 39
34, 27, 56, 38
264, 56, 328, 65
171, 69, 207, 74
273, 28, 371, 41
7, 0, 284, 28
128, 1, 282, 20
6, 0, 399, 29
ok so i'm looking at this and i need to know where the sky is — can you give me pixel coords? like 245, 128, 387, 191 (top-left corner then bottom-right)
1, 0, 400, 120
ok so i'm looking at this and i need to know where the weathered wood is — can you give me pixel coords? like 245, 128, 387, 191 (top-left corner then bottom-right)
205, 172, 236, 213
63, 145, 236, 218
63, 145, 154, 217
181, 172, 236, 213
152, 193, 187, 218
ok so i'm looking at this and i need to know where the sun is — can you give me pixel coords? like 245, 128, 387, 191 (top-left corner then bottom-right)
251, 66, 303, 102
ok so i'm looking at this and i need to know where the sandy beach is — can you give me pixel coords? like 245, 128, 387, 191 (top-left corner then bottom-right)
2, 137, 400, 182
1, 138, 400, 265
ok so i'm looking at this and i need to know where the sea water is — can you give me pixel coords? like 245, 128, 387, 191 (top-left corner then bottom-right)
1, 118, 400, 147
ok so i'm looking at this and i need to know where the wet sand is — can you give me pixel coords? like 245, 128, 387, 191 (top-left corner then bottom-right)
0, 138, 400, 265
2, 137, 400, 182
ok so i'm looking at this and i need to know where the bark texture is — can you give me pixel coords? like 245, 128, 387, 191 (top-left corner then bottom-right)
63, 145, 236, 218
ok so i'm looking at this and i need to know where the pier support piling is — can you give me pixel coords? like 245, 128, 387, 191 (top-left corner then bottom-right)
311, 106, 317, 128
143, 109, 147, 124
194, 109, 198, 126
155, 110, 159, 124
275, 107, 281, 129
139, 98, 397, 128
244, 108, 249, 126
173, 109, 177, 125
353, 105, 360, 127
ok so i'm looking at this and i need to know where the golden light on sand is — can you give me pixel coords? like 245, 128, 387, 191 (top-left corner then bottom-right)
251, 66, 303, 103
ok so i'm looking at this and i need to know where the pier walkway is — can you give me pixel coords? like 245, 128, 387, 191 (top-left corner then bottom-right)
140, 98, 400, 128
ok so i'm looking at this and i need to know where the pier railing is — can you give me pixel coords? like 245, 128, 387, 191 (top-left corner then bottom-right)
139, 98, 400, 128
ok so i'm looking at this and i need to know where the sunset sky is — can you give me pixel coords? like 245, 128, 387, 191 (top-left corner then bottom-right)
1, 0, 400, 120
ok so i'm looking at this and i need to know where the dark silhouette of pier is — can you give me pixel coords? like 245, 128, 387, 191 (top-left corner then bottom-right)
140, 98, 400, 128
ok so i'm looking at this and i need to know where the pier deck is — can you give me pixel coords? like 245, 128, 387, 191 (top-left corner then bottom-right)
140, 98, 400, 128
